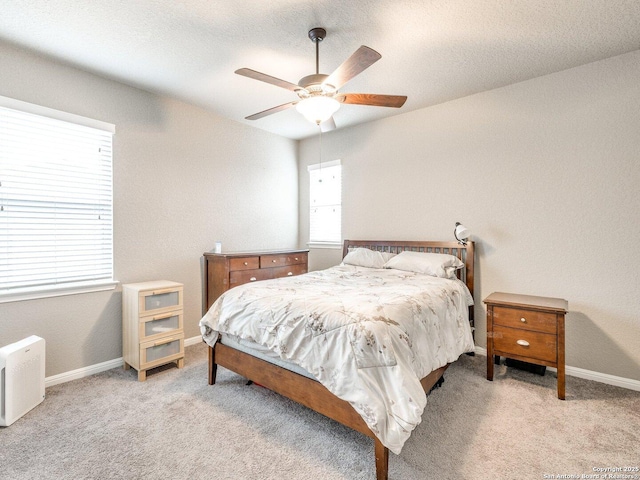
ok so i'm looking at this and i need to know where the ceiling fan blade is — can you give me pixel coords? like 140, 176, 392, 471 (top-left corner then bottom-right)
245, 101, 297, 120
320, 116, 336, 132
324, 46, 381, 90
235, 68, 301, 92
337, 93, 407, 108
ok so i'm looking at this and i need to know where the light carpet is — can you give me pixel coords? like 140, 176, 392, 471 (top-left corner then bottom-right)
1, 343, 638, 480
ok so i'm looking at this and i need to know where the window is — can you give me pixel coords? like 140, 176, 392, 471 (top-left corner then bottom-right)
308, 160, 341, 245
0, 96, 115, 302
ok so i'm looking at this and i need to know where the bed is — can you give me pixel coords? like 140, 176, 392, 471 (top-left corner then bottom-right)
200, 239, 475, 480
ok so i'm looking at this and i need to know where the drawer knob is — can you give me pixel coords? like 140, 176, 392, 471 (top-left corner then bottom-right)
250, 277, 257, 281
294, 257, 299, 261
243, 262, 248, 266
520, 317, 527, 323
272, 259, 277, 263
516, 339, 530, 347
287, 272, 293, 276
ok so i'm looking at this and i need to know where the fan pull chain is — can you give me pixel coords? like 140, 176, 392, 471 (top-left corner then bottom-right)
318, 124, 323, 182
315, 37, 320, 74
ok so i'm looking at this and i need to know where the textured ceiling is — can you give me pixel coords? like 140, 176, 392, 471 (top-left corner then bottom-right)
1, 0, 639, 139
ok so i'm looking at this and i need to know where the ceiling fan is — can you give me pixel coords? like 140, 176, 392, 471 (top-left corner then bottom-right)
235, 27, 407, 130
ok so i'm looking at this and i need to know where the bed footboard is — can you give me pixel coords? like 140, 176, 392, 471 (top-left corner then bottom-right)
208, 342, 448, 480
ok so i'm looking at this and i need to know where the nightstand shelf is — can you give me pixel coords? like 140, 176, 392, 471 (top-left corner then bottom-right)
485, 292, 568, 399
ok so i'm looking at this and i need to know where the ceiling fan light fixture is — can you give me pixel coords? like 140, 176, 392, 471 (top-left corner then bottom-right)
296, 96, 340, 125
236, 27, 406, 126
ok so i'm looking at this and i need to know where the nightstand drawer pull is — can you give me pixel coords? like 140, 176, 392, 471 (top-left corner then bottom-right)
243, 262, 248, 266
520, 317, 526, 323
287, 272, 293, 276
272, 259, 277, 263
154, 337, 176, 347
250, 277, 257, 281
516, 339, 530, 347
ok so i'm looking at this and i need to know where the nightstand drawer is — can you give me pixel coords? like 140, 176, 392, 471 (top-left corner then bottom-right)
493, 326, 557, 363
139, 311, 183, 343
229, 256, 260, 271
140, 334, 184, 369
229, 268, 272, 287
139, 286, 183, 316
493, 306, 557, 334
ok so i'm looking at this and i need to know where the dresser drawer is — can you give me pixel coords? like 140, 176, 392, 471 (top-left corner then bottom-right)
140, 334, 184, 369
229, 256, 260, 271
260, 252, 308, 268
229, 268, 272, 287
271, 264, 307, 279
493, 326, 557, 364
493, 306, 557, 334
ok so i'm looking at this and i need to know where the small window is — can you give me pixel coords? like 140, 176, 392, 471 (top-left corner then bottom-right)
308, 160, 341, 245
0, 96, 115, 301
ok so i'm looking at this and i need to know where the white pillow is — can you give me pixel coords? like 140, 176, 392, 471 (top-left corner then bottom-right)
383, 251, 464, 278
343, 248, 396, 269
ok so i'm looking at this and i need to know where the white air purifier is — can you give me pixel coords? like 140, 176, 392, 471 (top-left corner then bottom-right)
0, 335, 46, 427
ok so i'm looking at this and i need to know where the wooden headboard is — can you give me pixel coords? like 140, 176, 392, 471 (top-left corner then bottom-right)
342, 239, 476, 324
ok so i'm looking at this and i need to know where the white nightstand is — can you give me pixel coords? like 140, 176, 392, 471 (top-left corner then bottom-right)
122, 280, 184, 381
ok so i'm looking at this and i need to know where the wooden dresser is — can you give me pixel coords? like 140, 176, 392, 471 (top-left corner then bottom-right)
203, 249, 309, 312
485, 292, 568, 399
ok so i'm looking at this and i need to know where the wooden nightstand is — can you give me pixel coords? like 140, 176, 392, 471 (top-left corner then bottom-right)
484, 292, 568, 399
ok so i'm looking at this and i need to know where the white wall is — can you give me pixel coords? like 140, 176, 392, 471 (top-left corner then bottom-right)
299, 50, 640, 382
2, 39, 638, 383
0, 43, 299, 376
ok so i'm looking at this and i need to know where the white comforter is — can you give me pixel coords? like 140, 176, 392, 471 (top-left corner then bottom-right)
199, 265, 475, 454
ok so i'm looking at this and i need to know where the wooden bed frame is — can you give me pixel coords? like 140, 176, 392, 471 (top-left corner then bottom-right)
205, 239, 475, 480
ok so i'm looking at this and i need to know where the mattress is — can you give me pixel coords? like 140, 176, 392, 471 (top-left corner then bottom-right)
220, 333, 315, 380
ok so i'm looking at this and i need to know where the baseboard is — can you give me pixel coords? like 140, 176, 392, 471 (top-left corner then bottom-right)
44, 340, 639, 392
45, 336, 204, 388
45, 357, 124, 388
474, 346, 640, 392
184, 335, 203, 347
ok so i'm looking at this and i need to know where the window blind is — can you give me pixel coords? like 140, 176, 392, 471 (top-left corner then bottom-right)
0, 99, 114, 296
308, 161, 341, 243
